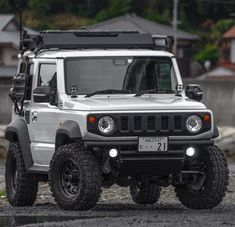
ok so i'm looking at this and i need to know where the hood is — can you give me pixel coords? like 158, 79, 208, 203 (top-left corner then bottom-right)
63, 95, 206, 112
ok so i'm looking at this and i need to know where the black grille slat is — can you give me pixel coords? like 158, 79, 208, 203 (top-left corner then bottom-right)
161, 116, 169, 130
120, 116, 129, 131
147, 116, 155, 131
134, 116, 142, 131
174, 116, 182, 130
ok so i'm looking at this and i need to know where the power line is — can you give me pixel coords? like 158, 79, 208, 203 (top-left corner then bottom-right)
198, 0, 235, 5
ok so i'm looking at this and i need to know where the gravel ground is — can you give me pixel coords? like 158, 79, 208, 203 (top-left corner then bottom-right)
0, 166, 234, 227
0, 125, 235, 226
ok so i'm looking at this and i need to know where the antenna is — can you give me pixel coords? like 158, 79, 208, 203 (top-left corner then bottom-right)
19, 10, 23, 53
20, 11, 22, 39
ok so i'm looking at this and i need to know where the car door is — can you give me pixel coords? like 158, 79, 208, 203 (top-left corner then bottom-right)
28, 60, 59, 167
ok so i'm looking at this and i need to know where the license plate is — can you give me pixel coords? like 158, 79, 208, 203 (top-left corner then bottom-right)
138, 137, 168, 152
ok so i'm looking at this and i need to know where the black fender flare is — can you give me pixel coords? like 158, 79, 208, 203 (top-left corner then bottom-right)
55, 120, 82, 150
212, 124, 219, 138
5, 118, 33, 170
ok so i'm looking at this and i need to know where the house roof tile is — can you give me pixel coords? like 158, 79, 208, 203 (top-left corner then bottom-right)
0, 14, 15, 31
89, 14, 199, 40
223, 26, 235, 39
0, 14, 37, 48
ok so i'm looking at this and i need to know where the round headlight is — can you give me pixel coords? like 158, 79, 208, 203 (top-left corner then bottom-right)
186, 115, 202, 133
98, 116, 115, 135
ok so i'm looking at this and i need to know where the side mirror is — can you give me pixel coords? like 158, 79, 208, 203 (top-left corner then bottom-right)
186, 84, 203, 102
33, 87, 50, 103
9, 73, 27, 103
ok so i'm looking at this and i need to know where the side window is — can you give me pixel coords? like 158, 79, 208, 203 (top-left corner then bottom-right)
38, 64, 57, 88
37, 63, 57, 104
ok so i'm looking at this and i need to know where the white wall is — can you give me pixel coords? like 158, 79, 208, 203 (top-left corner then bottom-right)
231, 39, 235, 64
0, 47, 18, 66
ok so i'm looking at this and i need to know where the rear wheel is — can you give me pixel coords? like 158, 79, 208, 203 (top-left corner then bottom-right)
5, 142, 38, 206
175, 145, 229, 209
49, 143, 102, 210
130, 181, 162, 204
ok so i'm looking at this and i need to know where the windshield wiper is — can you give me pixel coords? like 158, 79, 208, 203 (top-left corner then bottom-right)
85, 89, 130, 97
135, 89, 174, 97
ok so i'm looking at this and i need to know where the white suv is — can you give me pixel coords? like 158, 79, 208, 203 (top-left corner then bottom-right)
5, 31, 229, 210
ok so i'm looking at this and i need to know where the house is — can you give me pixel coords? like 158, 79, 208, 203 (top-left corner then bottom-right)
198, 62, 235, 80
0, 14, 36, 123
0, 15, 20, 84
198, 26, 235, 80
223, 26, 235, 64
88, 14, 199, 78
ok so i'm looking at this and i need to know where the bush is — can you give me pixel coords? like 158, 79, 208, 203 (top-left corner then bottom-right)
195, 45, 219, 65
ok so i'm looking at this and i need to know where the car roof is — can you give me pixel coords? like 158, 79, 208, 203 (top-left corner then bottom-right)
25, 49, 174, 59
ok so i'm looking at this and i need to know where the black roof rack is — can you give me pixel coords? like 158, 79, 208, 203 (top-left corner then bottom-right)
19, 30, 174, 55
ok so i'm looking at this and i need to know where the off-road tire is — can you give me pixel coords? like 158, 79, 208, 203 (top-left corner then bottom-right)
5, 142, 38, 206
49, 143, 102, 211
175, 145, 229, 209
130, 182, 162, 204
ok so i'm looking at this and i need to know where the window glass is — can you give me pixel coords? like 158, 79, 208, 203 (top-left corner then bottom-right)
64, 57, 176, 95
38, 64, 57, 104
38, 64, 56, 87
157, 61, 173, 91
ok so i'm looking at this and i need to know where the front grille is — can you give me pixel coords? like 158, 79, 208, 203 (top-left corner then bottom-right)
119, 114, 182, 134
87, 112, 211, 136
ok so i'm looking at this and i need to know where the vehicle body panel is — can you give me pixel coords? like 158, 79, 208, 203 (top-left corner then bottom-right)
7, 48, 215, 173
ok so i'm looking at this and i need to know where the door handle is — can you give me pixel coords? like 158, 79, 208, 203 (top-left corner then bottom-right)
32, 111, 38, 122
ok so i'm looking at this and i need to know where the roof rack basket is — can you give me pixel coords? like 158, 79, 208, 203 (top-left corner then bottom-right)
19, 30, 174, 54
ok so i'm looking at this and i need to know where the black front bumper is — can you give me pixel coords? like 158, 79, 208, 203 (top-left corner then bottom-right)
83, 132, 214, 147
83, 133, 214, 176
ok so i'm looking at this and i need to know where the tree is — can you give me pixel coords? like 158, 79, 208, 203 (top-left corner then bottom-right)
95, 0, 132, 22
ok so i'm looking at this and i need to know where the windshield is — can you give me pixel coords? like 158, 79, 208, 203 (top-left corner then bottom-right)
64, 57, 177, 96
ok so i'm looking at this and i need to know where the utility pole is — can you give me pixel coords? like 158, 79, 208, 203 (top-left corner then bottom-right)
173, 0, 179, 55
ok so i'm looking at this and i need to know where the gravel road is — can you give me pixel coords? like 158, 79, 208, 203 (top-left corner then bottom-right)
0, 165, 234, 227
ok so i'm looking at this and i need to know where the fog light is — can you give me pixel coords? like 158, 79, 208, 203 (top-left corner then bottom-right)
109, 148, 118, 158
186, 147, 196, 157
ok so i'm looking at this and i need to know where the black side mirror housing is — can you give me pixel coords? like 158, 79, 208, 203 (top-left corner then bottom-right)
186, 84, 203, 102
9, 73, 27, 103
33, 87, 50, 103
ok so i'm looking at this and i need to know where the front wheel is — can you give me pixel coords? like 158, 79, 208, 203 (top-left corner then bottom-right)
49, 143, 102, 210
5, 142, 38, 206
175, 145, 229, 209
